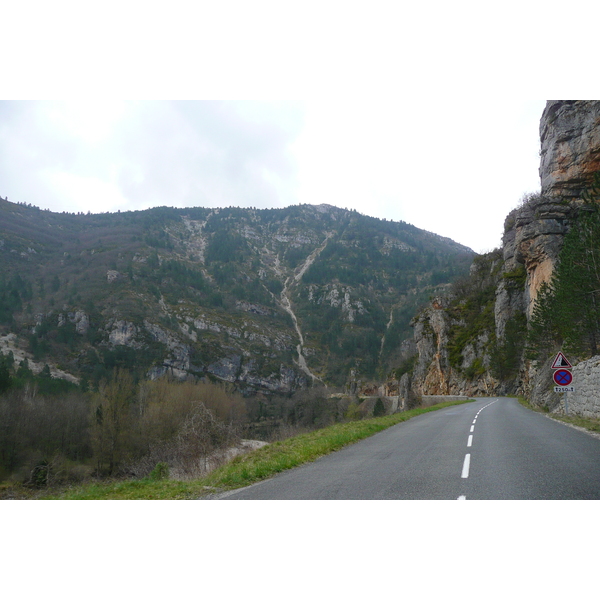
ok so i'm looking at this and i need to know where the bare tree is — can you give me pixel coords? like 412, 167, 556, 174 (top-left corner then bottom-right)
91, 369, 136, 475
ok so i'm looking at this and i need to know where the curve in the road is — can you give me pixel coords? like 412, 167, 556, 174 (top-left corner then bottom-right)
213, 397, 600, 500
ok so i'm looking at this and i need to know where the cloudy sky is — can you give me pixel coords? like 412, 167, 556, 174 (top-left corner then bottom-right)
0, 98, 545, 254
2, 3, 593, 256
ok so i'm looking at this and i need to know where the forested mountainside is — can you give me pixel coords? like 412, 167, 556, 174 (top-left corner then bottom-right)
0, 200, 473, 395
402, 101, 600, 412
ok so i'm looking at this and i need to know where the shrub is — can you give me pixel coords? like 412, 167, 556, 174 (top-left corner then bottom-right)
345, 402, 362, 421
148, 462, 169, 481
373, 397, 386, 417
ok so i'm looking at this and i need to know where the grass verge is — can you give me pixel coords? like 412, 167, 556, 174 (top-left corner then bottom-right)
38, 399, 474, 500
516, 396, 600, 433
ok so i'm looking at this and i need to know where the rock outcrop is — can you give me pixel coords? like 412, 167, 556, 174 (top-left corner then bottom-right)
502, 196, 568, 319
403, 101, 600, 408
539, 101, 600, 200
409, 258, 501, 400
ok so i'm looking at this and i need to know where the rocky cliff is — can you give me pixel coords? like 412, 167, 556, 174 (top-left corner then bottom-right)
539, 101, 600, 200
405, 101, 600, 407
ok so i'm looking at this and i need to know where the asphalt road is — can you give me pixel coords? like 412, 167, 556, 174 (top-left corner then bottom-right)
214, 397, 600, 500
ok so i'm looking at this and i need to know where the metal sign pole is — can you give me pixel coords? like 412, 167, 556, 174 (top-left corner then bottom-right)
551, 353, 573, 416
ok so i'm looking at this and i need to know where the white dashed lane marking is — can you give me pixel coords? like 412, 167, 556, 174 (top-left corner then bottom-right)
461, 454, 471, 478
457, 399, 500, 498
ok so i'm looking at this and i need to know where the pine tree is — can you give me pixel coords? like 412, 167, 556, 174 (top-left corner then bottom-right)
557, 206, 600, 355
528, 174, 600, 359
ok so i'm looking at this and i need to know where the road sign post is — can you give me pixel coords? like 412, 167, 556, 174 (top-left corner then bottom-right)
551, 353, 573, 415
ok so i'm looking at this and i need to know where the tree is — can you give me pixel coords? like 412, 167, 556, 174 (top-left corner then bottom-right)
92, 369, 137, 475
0, 363, 12, 393
0, 352, 13, 393
373, 397, 386, 417
16, 359, 32, 379
529, 175, 600, 359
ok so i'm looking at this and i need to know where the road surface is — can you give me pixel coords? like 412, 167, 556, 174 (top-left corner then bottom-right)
214, 397, 600, 500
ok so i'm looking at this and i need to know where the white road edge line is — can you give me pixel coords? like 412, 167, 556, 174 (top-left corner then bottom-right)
457, 495, 466, 500
467, 435, 473, 447
461, 454, 471, 478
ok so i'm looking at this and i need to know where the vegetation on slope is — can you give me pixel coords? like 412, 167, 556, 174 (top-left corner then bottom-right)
417, 244, 528, 391
0, 369, 247, 484
438, 248, 521, 384
0, 199, 474, 390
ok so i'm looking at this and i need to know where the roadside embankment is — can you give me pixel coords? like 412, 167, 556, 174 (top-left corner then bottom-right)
421, 395, 470, 407
561, 356, 600, 418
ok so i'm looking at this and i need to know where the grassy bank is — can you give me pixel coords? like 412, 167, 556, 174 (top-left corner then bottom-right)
517, 396, 600, 433
36, 399, 474, 500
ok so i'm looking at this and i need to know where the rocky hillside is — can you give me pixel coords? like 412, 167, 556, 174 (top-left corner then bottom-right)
0, 200, 474, 395
403, 101, 600, 407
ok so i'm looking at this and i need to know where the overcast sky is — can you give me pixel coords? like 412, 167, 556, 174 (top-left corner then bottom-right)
2, 3, 592, 256
0, 98, 546, 254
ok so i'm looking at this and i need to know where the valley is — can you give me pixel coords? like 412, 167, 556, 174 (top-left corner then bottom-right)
5, 100, 600, 494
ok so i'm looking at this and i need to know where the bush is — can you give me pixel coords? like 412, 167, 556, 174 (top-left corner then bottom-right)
345, 402, 362, 421
148, 462, 169, 481
373, 397, 386, 417
0, 386, 92, 482
127, 401, 239, 480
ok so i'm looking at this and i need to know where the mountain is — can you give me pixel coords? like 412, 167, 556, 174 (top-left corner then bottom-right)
0, 200, 474, 395
402, 101, 600, 413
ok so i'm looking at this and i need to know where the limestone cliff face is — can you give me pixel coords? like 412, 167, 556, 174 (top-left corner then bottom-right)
411, 297, 496, 397
502, 194, 571, 319
410, 256, 502, 399
516, 101, 600, 317
500, 102, 600, 321
539, 101, 600, 200
406, 101, 600, 403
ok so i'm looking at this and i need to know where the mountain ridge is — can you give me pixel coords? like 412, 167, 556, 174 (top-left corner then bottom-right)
0, 199, 474, 395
